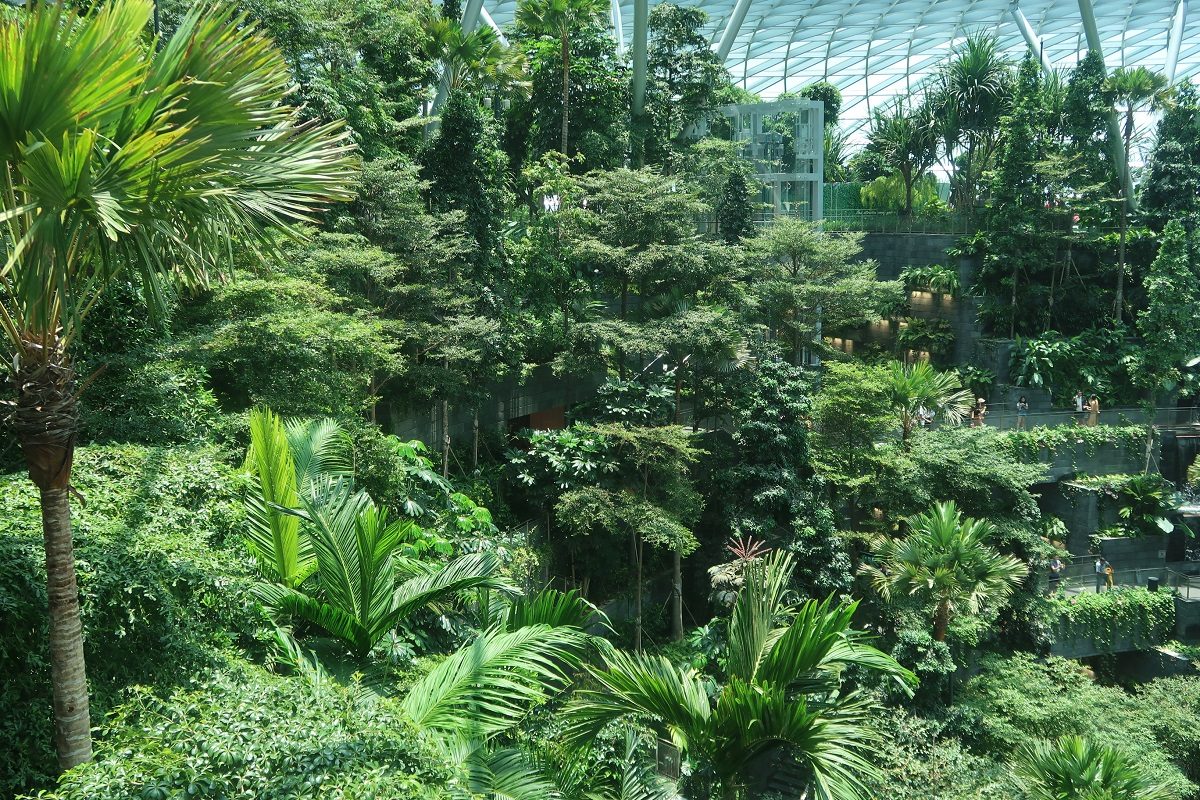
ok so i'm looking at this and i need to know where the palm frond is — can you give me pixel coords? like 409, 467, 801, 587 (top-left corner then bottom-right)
402, 625, 587, 735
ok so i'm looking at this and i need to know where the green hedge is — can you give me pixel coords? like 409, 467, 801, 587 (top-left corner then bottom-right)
1046, 587, 1175, 646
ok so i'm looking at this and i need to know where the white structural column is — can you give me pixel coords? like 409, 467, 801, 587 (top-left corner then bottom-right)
431, 0, 488, 114
1166, 0, 1189, 83
631, 0, 649, 124
1077, 0, 1138, 211
1010, 3, 1053, 75
479, 5, 507, 43
716, 0, 754, 61
610, 0, 625, 56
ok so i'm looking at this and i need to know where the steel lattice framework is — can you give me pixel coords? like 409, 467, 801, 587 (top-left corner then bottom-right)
475, 0, 1193, 137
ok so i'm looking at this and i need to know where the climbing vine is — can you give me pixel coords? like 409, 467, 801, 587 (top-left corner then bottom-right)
1001, 424, 1151, 463
1045, 587, 1175, 647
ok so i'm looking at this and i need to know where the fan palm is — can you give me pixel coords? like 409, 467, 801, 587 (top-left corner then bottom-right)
1013, 736, 1175, 800
515, 0, 607, 155
425, 14, 529, 98
861, 501, 1027, 641
0, 0, 354, 768
1105, 67, 1171, 323
257, 481, 512, 658
243, 408, 353, 587
562, 552, 915, 800
886, 360, 972, 443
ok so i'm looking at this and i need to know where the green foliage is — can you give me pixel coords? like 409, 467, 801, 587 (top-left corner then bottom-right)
810, 360, 894, 495
422, 90, 512, 277
640, 3, 729, 166
948, 653, 1194, 796
1142, 83, 1200, 229
563, 552, 915, 800
1000, 423, 1150, 462
718, 358, 852, 596
886, 360, 972, 441
717, 171, 755, 244
1044, 587, 1175, 647
1013, 735, 1177, 800
800, 81, 843, 125
860, 173, 943, 215
900, 263, 960, 295
0, 445, 262, 795
866, 99, 938, 215
1137, 219, 1200, 396
862, 501, 1027, 641
32, 667, 456, 800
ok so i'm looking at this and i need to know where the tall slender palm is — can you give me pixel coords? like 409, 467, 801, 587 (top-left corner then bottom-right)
1013, 736, 1176, 800
0, 0, 355, 768
1105, 67, 1171, 324
861, 501, 1027, 641
515, 0, 607, 155
886, 360, 972, 444
562, 552, 915, 800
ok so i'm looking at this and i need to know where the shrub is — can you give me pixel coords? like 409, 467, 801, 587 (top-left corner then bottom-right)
30, 667, 455, 800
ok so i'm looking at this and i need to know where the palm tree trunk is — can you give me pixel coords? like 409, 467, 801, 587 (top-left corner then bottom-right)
633, 532, 643, 651
933, 598, 951, 642
12, 344, 92, 769
560, 33, 570, 155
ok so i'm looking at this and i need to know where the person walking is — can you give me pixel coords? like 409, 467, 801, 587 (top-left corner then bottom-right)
1017, 395, 1030, 430
1087, 394, 1101, 427
971, 397, 987, 427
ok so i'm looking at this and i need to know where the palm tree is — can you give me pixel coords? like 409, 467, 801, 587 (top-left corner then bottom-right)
424, 13, 529, 99
0, 0, 354, 769
1105, 67, 1171, 323
1013, 736, 1175, 800
515, 0, 607, 155
562, 552, 916, 800
868, 99, 939, 216
886, 361, 972, 444
861, 501, 1027, 641
932, 32, 1013, 212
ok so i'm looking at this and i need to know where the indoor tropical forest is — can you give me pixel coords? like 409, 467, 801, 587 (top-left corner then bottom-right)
9, 0, 1200, 797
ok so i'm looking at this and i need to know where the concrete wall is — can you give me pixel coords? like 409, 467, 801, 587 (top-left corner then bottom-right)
383, 365, 605, 449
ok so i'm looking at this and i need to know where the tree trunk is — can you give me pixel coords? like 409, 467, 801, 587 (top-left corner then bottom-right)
560, 33, 570, 155
12, 345, 92, 770
671, 548, 683, 642
933, 598, 951, 642
472, 408, 479, 469
634, 534, 643, 651
441, 397, 450, 479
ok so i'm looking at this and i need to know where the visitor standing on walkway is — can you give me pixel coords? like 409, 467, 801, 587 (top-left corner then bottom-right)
1105, 559, 1115, 590
1095, 557, 1105, 592
971, 398, 987, 427
1087, 395, 1101, 427
1017, 395, 1030, 430
1048, 556, 1064, 593
1074, 390, 1086, 421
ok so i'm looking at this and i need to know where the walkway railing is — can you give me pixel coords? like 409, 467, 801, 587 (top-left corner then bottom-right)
977, 406, 1200, 432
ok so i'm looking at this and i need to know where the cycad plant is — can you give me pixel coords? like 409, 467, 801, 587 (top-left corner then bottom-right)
256, 478, 511, 659
0, 0, 354, 768
861, 501, 1027, 641
562, 551, 915, 800
1013, 736, 1175, 800
886, 360, 973, 443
